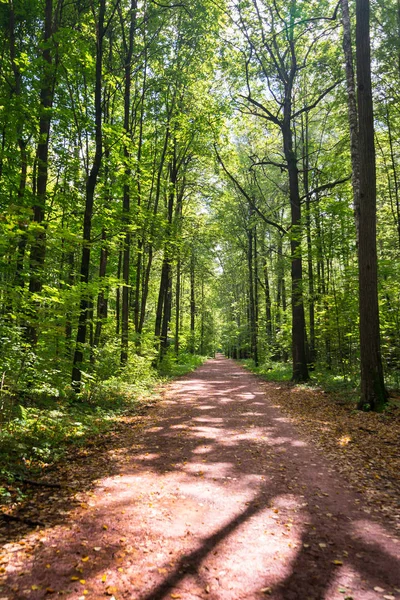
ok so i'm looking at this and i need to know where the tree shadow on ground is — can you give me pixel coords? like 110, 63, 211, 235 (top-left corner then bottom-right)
1, 356, 399, 599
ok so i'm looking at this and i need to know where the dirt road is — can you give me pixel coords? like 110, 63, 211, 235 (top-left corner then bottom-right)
1, 356, 399, 599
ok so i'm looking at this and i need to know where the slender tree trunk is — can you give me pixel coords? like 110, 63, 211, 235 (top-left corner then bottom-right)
116, 248, 122, 336
341, 0, 360, 241
175, 256, 181, 355
282, 119, 309, 381
72, 0, 105, 390
65, 250, 75, 356
200, 275, 205, 355
385, 104, 400, 247
302, 112, 316, 364
121, 0, 137, 366
355, 0, 387, 410
190, 251, 195, 354
247, 221, 258, 366
93, 228, 109, 349
139, 244, 152, 334
27, 0, 54, 344
253, 222, 259, 365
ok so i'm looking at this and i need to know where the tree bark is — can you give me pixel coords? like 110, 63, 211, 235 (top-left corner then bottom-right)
355, 0, 387, 410
341, 0, 360, 241
72, 0, 105, 390
27, 0, 55, 344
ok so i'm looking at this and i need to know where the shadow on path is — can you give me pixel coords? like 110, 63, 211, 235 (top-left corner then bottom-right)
1, 356, 399, 599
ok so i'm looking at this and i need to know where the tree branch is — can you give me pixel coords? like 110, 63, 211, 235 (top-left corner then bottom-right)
214, 144, 287, 235
300, 175, 351, 201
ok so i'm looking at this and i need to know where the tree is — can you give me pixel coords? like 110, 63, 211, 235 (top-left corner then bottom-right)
355, 0, 387, 410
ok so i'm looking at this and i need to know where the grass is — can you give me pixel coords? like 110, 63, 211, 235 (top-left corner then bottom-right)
0, 352, 207, 506
240, 359, 360, 404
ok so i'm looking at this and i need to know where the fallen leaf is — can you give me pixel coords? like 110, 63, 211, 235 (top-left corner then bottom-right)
105, 586, 118, 595
332, 560, 343, 566
71, 576, 80, 581
101, 574, 107, 583
81, 556, 89, 562
374, 588, 385, 593
170, 595, 181, 599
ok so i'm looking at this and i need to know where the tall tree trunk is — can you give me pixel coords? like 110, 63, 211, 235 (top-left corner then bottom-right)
341, 0, 360, 241
121, 0, 137, 366
247, 221, 258, 366
27, 0, 55, 344
385, 104, 400, 247
175, 256, 181, 355
282, 120, 309, 381
93, 227, 108, 349
355, 0, 387, 410
190, 251, 195, 354
72, 0, 105, 389
253, 222, 259, 365
302, 112, 316, 365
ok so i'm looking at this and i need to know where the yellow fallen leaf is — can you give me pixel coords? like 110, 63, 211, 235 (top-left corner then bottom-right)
117, 568, 123, 573
71, 576, 80, 581
158, 568, 167, 574
83, 591, 89, 596
101, 574, 107, 582
31, 585, 39, 591
45, 564, 51, 569
332, 560, 343, 566
81, 556, 89, 562
102, 525, 108, 530
171, 595, 181, 599
105, 586, 118, 595
79, 580, 86, 584
80, 503, 88, 509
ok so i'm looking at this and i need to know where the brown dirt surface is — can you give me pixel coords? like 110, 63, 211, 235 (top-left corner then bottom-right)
1, 355, 399, 600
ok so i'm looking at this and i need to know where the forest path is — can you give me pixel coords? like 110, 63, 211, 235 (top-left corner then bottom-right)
2, 355, 400, 600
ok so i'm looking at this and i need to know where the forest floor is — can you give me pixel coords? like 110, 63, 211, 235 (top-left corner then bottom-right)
0, 355, 399, 600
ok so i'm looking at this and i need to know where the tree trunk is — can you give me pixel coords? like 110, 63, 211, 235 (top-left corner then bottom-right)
190, 251, 195, 354
27, 0, 54, 344
120, 0, 137, 366
282, 120, 309, 382
93, 228, 108, 349
355, 0, 387, 410
72, 0, 105, 390
341, 0, 360, 241
302, 112, 316, 365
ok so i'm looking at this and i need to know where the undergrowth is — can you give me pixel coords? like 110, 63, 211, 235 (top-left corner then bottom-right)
0, 351, 206, 506
240, 359, 359, 403
241, 358, 400, 409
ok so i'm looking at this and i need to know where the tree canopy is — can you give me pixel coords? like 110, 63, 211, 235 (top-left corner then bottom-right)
0, 0, 399, 413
